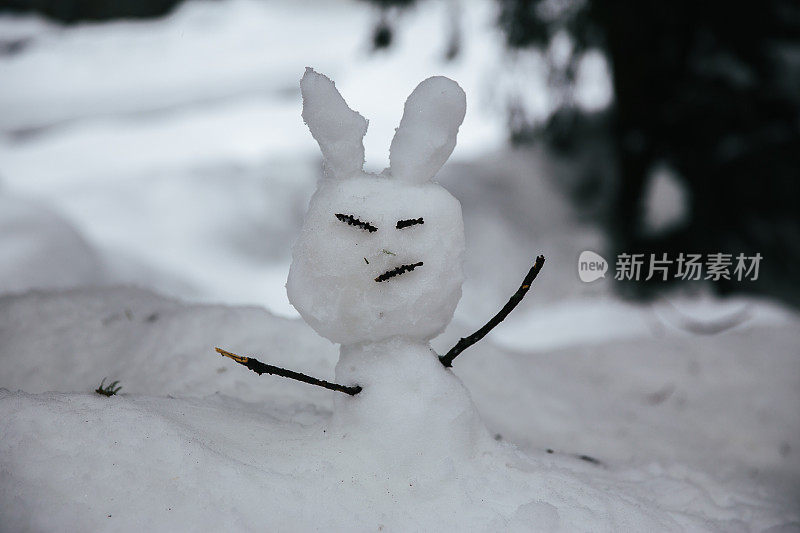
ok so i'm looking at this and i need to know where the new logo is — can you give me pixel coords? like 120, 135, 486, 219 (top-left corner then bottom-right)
578, 251, 607, 282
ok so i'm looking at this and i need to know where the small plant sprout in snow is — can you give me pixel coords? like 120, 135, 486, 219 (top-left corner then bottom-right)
217, 68, 545, 407
95, 378, 122, 397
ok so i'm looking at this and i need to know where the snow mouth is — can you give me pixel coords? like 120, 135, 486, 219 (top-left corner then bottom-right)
375, 262, 423, 282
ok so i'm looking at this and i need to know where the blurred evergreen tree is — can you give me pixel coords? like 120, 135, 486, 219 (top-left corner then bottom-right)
565, 0, 799, 303
0, 0, 182, 22
359, 0, 418, 50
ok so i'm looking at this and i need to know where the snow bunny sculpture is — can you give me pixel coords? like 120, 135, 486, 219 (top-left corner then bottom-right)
286, 68, 476, 431
218, 69, 543, 438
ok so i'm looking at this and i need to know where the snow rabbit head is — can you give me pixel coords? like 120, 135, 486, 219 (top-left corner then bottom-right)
287, 68, 467, 345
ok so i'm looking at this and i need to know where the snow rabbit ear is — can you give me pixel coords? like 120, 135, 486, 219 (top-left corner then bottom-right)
301, 68, 368, 180
389, 76, 466, 184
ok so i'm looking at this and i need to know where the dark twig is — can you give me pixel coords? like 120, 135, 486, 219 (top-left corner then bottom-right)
215, 347, 362, 396
396, 217, 424, 229
375, 261, 424, 282
439, 255, 546, 368
335, 213, 377, 233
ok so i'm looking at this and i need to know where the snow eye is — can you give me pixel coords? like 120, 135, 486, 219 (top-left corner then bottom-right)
396, 217, 424, 229
335, 213, 377, 233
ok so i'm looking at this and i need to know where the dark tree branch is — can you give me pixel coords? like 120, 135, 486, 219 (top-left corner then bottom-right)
215, 347, 362, 396
439, 255, 546, 368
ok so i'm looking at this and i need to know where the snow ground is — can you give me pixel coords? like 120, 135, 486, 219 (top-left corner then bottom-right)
1, 287, 798, 531
1, 0, 799, 530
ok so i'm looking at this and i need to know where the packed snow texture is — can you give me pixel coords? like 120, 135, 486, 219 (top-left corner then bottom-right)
288, 70, 466, 344
2, 288, 798, 531
288, 177, 464, 344
331, 338, 493, 474
388, 76, 467, 184
300, 68, 368, 180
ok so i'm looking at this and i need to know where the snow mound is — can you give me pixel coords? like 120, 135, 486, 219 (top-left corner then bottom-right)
0, 286, 336, 405
0, 194, 105, 294
0, 389, 693, 532
2, 288, 798, 531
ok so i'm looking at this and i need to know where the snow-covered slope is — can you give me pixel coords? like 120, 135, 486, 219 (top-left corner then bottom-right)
1, 287, 798, 531
0, 0, 602, 318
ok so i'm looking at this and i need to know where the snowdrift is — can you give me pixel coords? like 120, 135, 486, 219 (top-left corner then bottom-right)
1, 287, 798, 531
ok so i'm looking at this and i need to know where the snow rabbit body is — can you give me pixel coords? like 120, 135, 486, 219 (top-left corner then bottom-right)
288, 69, 487, 450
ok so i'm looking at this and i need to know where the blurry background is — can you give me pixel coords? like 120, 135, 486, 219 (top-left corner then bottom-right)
1, 0, 799, 347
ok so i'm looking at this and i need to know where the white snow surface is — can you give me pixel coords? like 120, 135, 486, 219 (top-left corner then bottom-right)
1, 287, 798, 531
